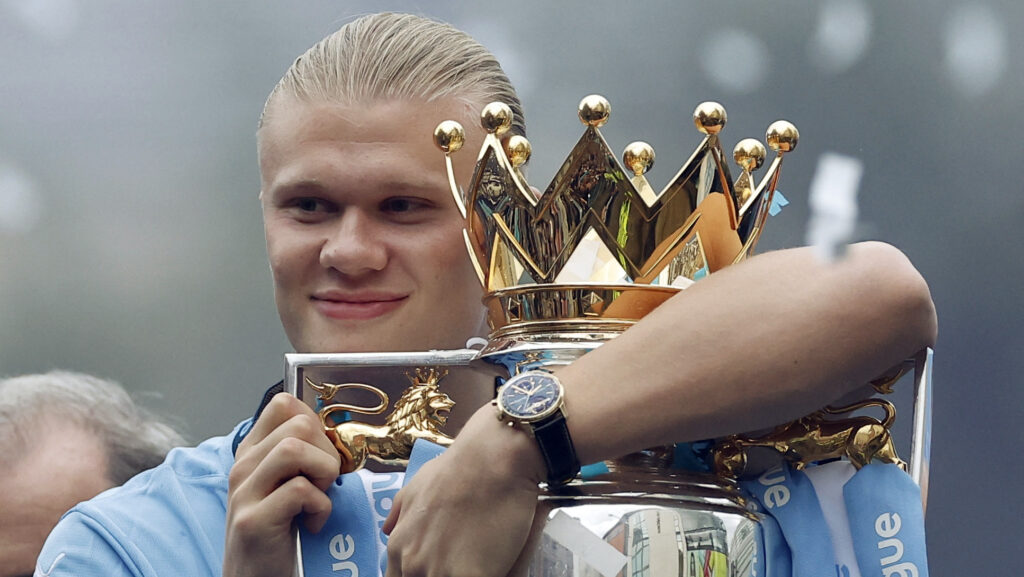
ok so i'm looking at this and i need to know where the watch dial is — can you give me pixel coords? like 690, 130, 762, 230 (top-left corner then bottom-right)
499, 373, 560, 420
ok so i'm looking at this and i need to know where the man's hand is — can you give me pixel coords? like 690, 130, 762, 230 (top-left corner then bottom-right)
224, 393, 341, 577
383, 405, 546, 577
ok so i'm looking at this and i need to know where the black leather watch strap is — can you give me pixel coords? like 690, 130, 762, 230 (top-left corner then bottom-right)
532, 412, 581, 486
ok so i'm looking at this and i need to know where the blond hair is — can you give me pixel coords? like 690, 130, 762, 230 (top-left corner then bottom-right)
259, 12, 525, 137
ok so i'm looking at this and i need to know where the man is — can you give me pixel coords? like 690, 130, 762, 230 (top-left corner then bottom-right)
0, 370, 184, 577
38, 13, 937, 577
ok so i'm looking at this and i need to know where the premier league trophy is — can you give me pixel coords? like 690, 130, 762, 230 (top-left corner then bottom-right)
287, 96, 933, 577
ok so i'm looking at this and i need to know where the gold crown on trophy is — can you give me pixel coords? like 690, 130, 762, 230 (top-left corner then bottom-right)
433, 96, 798, 339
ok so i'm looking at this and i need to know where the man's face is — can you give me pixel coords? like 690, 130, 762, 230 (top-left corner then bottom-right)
0, 428, 112, 577
259, 97, 489, 353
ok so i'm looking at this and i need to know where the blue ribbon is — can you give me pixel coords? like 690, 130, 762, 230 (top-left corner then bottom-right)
743, 464, 836, 577
743, 462, 928, 577
299, 468, 404, 577
843, 465, 929, 577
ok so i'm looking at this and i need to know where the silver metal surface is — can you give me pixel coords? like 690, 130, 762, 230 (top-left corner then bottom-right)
285, 350, 499, 449
910, 347, 934, 506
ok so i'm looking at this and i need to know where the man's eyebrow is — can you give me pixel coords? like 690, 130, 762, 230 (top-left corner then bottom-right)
266, 179, 331, 200
272, 177, 446, 196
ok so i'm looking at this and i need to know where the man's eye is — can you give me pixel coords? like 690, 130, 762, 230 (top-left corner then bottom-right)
296, 198, 325, 212
380, 197, 427, 213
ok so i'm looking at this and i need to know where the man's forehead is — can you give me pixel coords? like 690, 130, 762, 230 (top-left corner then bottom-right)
259, 96, 484, 189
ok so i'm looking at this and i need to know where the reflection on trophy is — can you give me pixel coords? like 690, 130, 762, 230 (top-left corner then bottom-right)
288, 95, 933, 576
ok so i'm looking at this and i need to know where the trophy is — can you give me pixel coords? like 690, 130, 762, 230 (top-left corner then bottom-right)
288, 96, 933, 577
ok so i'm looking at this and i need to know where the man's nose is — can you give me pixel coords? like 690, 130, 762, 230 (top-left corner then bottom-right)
319, 210, 387, 275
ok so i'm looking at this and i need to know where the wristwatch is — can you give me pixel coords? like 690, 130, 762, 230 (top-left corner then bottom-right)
493, 370, 580, 486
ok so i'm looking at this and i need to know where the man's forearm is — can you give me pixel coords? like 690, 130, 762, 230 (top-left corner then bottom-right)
556, 241, 937, 464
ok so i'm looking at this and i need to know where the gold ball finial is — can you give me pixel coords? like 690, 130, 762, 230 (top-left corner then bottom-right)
578, 95, 611, 127
505, 135, 532, 168
694, 102, 727, 135
766, 121, 799, 153
733, 139, 766, 171
433, 120, 465, 154
481, 102, 513, 136
623, 141, 655, 176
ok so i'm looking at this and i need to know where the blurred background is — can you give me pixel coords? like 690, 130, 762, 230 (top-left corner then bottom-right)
1, 0, 1019, 573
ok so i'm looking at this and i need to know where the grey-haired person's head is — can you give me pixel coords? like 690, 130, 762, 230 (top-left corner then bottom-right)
0, 370, 186, 484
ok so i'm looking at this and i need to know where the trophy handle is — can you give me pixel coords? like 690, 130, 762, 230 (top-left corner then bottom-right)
909, 347, 934, 510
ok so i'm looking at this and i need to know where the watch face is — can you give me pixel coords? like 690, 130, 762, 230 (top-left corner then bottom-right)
497, 372, 563, 421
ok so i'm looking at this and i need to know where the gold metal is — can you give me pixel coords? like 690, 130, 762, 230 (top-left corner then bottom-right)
311, 368, 456, 474
435, 96, 797, 335
623, 141, 655, 175
766, 120, 799, 152
481, 102, 513, 136
304, 377, 390, 414
432, 120, 465, 154
711, 398, 906, 477
733, 138, 766, 172
577, 94, 610, 127
624, 141, 659, 205
505, 135, 531, 168
693, 101, 727, 135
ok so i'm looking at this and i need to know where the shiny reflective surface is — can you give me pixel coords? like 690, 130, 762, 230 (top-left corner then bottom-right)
431, 97, 935, 576
529, 486, 755, 577
284, 350, 500, 471
435, 98, 798, 335
478, 342, 763, 577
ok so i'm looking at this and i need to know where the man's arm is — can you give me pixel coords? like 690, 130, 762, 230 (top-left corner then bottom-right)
564, 240, 936, 460
384, 241, 937, 577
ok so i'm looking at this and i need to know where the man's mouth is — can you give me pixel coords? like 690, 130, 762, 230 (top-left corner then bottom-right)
311, 291, 408, 320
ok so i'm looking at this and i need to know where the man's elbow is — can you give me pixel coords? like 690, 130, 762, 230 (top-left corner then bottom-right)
853, 241, 938, 351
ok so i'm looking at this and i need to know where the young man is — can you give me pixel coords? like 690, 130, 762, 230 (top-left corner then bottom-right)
0, 371, 184, 577
37, 13, 936, 577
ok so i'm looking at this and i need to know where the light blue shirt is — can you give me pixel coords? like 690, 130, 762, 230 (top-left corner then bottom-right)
36, 419, 408, 577
35, 421, 245, 576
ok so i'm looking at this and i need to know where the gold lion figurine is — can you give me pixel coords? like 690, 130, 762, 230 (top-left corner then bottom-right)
306, 368, 456, 474
712, 398, 906, 478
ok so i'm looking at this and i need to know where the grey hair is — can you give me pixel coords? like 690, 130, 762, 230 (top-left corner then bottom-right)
0, 371, 186, 485
259, 12, 525, 138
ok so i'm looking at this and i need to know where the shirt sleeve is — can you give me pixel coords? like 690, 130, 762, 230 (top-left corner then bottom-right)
36, 510, 141, 577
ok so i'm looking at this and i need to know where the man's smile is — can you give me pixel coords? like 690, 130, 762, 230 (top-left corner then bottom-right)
311, 290, 408, 320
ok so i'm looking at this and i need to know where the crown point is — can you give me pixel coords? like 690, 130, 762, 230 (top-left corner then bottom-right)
481, 102, 514, 136
433, 120, 465, 154
766, 121, 799, 153
623, 141, 656, 176
578, 95, 611, 127
505, 135, 532, 168
694, 102, 727, 135
733, 138, 766, 171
